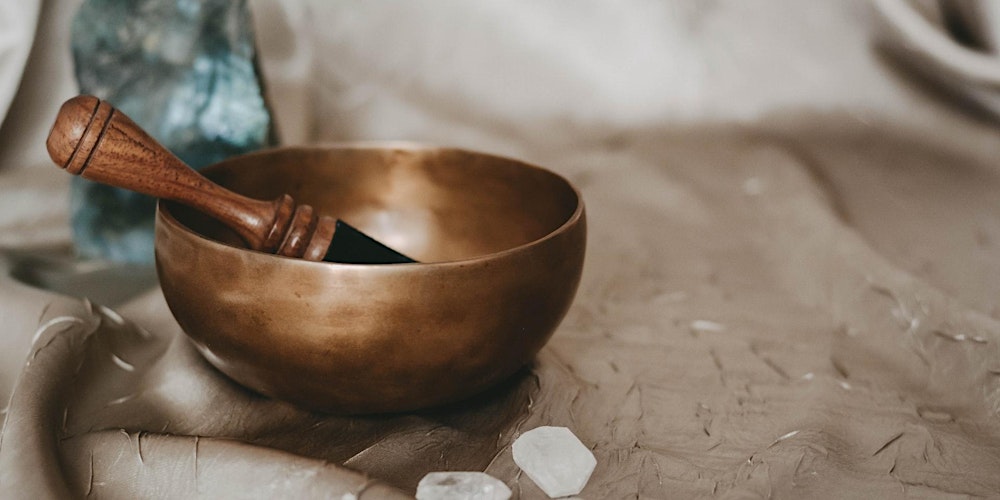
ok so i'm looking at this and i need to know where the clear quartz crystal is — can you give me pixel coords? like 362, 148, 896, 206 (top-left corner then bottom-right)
512, 426, 596, 498
415, 472, 512, 500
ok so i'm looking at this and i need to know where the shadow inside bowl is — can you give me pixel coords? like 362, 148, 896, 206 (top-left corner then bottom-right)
168, 145, 581, 264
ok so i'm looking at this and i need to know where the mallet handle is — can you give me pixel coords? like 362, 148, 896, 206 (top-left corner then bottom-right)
46, 95, 334, 260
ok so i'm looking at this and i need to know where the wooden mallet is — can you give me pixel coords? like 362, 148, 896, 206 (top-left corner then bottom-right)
46, 95, 414, 264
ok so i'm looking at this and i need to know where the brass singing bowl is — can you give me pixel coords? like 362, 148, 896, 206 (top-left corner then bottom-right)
155, 144, 586, 414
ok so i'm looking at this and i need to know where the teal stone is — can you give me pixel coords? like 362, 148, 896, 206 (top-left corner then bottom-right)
70, 0, 277, 263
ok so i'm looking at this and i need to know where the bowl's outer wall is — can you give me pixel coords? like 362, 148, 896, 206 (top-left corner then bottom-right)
155, 145, 586, 414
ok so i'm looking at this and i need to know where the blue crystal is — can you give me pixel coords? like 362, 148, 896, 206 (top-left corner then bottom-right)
70, 0, 277, 263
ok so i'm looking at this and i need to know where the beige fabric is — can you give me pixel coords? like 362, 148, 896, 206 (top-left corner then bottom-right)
3, 0, 1000, 498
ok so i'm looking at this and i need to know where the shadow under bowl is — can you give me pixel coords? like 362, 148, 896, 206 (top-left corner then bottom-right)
155, 144, 586, 414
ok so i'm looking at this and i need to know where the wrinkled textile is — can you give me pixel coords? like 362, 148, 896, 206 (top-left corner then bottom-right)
3, 119, 1000, 498
3, 0, 1000, 498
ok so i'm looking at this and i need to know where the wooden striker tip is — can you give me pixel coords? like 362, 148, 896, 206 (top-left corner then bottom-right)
46, 95, 102, 169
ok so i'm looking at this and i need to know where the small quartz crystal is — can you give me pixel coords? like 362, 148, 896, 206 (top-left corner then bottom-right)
416, 471, 511, 500
512, 426, 596, 498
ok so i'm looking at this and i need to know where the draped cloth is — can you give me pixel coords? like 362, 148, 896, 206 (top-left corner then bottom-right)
3, 0, 1000, 497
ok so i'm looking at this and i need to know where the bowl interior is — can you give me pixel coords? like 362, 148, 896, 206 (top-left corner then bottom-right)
167, 145, 580, 263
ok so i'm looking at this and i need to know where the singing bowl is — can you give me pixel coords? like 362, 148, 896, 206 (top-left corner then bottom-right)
155, 144, 586, 414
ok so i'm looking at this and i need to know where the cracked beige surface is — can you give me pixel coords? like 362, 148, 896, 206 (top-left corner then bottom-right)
3, 119, 1000, 498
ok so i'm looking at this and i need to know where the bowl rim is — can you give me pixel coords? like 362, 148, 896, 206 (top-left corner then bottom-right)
156, 141, 585, 269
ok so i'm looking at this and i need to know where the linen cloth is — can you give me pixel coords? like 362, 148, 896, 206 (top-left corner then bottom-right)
2, 0, 1000, 497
